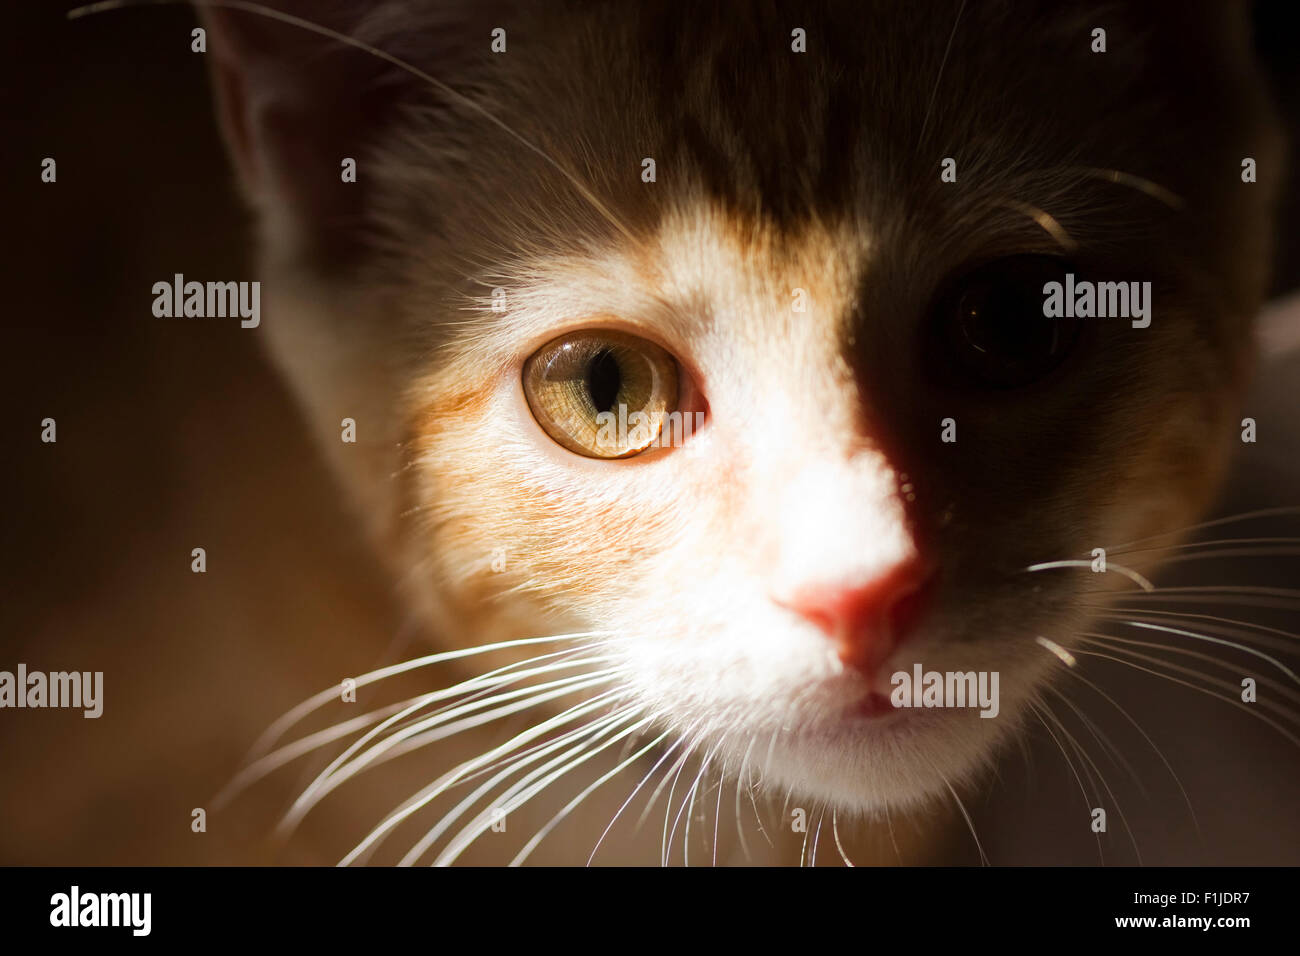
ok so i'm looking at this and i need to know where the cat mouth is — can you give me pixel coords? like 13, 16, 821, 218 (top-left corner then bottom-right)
856, 691, 899, 719
829, 675, 963, 727
826, 661, 931, 722
847, 690, 943, 725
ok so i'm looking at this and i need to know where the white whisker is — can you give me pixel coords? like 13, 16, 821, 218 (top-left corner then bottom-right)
433, 712, 655, 865
516, 725, 671, 866
832, 809, 855, 867
676, 739, 723, 868
1109, 621, 1299, 685
1072, 643, 1300, 748
588, 727, 695, 866
1026, 559, 1154, 592
1061, 667, 1199, 833
339, 687, 626, 865
1085, 605, 1300, 649
1035, 635, 1077, 667
214, 697, 419, 810
284, 669, 621, 834
407, 708, 641, 865
1038, 697, 1142, 864
1046, 686, 1147, 800
1103, 506, 1300, 553
1028, 700, 1102, 864
810, 806, 826, 867
220, 644, 608, 809
246, 632, 609, 761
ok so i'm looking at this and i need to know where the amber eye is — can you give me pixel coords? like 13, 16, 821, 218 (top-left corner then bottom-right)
927, 255, 1084, 389
523, 329, 680, 458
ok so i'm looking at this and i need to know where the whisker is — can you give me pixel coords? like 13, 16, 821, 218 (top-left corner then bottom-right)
932, 762, 988, 866
417, 709, 646, 866
1103, 506, 1300, 553
343, 694, 630, 868
426, 697, 644, 858
518, 725, 672, 867
311, 653, 615, 776
884, 804, 901, 862
732, 734, 771, 856
1084, 606, 1300, 650
655, 736, 704, 864
1028, 700, 1104, 864
916, 0, 967, 148
798, 799, 813, 868
214, 697, 418, 810
1069, 165, 1185, 210
712, 768, 725, 867
1100, 585, 1300, 600
1079, 633, 1300, 710
744, 753, 774, 848
810, 806, 827, 868
408, 707, 638, 864
1092, 593, 1300, 613
832, 809, 856, 867
283, 669, 621, 833
245, 631, 609, 761
452, 702, 652, 792
1039, 699, 1142, 864
733, 739, 753, 862
241, 642, 600, 790
1025, 559, 1154, 591
219, 643, 609, 809
671, 738, 723, 867
1109, 536, 1300, 558
1045, 686, 1147, 800
1036, 635, 1077, 668
1059, 667, 1199, 833
679, 773, 704, 868
1071, 643, 1300, 748
999, 199, 1077, 252
1105, 620, 1300, 686
339, 687, 626, 865
432, 712, 656, 865
588, 726, 695, 866
1134, 547, 1300, 565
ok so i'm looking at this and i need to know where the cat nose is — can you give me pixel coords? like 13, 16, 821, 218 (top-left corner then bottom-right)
776, 559, 933, 675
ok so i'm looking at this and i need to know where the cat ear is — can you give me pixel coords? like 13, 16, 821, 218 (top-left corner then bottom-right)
198, 1, 428, 263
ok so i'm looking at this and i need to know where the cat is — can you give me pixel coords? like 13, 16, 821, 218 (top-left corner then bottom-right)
195, 0, 1289, 864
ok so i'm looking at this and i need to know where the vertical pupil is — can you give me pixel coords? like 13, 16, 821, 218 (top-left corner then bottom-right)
586, 348, 622, 412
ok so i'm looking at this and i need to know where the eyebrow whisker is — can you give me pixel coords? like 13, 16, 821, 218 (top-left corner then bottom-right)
1069, 165, 1186, 211
998, 198, 1078, 253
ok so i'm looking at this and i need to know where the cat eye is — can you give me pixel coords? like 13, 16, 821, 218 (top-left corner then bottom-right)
523, 329, 681, 459
927, 255, 1085, 389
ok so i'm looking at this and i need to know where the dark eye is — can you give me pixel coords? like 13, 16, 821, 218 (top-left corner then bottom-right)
926, 255, 1084, 389
523, 329, 681, 458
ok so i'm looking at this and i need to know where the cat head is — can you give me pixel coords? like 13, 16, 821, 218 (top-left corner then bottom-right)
204, 0, 1282, 812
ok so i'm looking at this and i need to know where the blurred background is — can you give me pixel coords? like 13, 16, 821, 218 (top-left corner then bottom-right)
2, 1, 1297, 864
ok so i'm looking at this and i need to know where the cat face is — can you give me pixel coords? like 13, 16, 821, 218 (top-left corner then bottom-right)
206, 1, 1281, 814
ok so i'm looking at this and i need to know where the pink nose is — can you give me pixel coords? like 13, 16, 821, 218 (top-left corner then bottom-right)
776, 559, 932, 675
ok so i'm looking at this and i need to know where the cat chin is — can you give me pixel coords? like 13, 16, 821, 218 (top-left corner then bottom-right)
753, 705, 1012, 812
